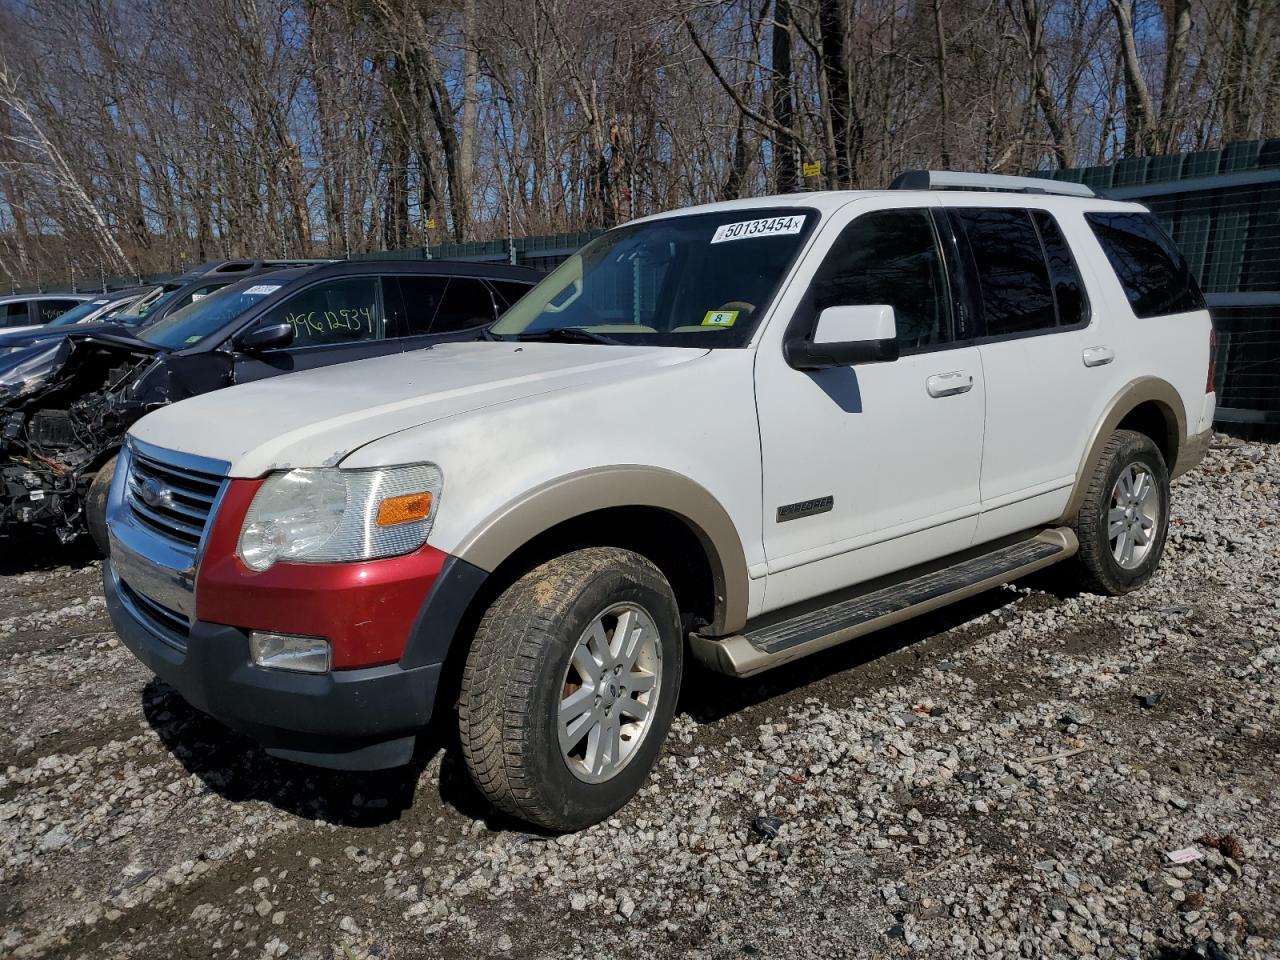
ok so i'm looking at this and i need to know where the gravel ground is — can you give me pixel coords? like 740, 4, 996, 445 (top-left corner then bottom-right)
1, 436, 1277, 960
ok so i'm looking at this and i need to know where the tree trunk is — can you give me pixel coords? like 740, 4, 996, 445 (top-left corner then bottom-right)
1157, 0, 1193, 152
771, 0, 798, 192
1020, 0, 1073, 168
458, 0, 478, 241
817, 0, 856, 185
1108, 0, 1156, 156
932, 0, 952, 169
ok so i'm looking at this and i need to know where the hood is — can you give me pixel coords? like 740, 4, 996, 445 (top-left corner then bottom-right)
0, 321, 143, 351
131, 341, 706, 476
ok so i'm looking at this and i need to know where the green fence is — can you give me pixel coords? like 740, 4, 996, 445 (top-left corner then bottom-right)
345, 229, 605, 273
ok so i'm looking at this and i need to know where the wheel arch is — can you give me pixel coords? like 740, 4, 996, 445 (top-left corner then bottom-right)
453, 466, 750, 636
1060, 377, 1187, 523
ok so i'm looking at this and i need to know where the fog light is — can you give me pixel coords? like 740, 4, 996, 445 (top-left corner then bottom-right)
249, 631, 331, 674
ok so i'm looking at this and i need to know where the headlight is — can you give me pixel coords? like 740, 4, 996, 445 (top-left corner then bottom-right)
0, 342, 64, 399
238, 464, 442, 571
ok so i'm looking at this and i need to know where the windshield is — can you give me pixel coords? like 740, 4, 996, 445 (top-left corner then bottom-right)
114, 284, 178, 323
489, 208, 816, 346
45, 298, 112, 327
138, 279, 287, 349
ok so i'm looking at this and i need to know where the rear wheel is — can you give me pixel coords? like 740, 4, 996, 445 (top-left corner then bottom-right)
85, 454, 118, 556
459, 547, 682, 831
1074, 429, 1170, 595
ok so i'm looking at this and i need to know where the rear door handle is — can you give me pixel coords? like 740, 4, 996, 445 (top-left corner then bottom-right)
926, 371, 974, 398
1082, 345, 1115, 367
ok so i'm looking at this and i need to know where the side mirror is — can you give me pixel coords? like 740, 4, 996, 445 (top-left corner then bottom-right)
785, 305, 900, 370
236, 321, 294, 352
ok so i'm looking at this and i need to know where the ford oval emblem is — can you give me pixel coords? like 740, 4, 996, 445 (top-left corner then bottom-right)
139, 477, 171, 509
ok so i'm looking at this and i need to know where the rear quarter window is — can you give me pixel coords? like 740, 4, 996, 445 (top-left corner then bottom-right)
1085, 212, 1205, 318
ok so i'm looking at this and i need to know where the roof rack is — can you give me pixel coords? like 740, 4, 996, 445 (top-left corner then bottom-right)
889, 170, 1095, 199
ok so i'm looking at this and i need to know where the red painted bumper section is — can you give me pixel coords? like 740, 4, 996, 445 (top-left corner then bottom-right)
194, 478, 450, 669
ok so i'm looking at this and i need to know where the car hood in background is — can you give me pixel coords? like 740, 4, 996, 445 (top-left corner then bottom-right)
130, 341, 707, 477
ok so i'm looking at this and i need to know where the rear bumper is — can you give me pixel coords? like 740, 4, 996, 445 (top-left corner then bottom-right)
1172, 427, 1212, 479
105, 559, 442, 769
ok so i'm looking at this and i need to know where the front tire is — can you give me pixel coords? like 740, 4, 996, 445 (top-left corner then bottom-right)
1074, 429, 1170, 595
86, 454, 118, 556
459, 547, 683, 832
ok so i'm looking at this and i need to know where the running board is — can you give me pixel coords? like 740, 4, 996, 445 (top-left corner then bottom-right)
690, 527, 1077, 677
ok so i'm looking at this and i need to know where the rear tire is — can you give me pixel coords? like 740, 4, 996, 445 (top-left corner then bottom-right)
1074, 429, 1169, 595
459, 547, 683, 832
86, 454, 118, 557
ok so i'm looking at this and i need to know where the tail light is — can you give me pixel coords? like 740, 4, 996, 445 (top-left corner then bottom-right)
1206, 326, 1217, 394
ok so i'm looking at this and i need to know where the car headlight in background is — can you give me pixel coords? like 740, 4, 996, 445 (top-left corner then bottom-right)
0, 342, 64, 399
237, 464, 442, 571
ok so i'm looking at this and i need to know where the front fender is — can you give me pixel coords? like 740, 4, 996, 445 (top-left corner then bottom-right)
452, 465, 750, 634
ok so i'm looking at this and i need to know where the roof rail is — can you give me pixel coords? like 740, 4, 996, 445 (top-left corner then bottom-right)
889, 170, 1096, 199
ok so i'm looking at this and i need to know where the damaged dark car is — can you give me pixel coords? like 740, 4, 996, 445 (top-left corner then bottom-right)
0, 259, 540, 552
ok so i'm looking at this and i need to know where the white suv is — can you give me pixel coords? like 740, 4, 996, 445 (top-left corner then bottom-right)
102, 171, 1215, 831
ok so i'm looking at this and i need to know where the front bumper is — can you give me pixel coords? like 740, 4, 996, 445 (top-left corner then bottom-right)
104, 558, 442, 769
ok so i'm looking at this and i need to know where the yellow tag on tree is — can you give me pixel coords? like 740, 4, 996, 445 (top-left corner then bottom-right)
802, 160, 821, 178
702, 310, 739, 327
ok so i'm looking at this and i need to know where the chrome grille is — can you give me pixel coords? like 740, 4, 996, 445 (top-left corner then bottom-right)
118, 577, 189, 649
125, 445, 225, 549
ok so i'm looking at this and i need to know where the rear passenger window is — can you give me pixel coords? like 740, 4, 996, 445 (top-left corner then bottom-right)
2, 302, 30, 326
268, 278, 385, 347
954, 208, 1056, 336
810, 208, 951, 349
1032, 211, 1088, 327
432, 279, 497, 333
395, 276, 449, 335
1085, 212, 1205, 318
489, 280, 533, 310
40, 299, 81, 323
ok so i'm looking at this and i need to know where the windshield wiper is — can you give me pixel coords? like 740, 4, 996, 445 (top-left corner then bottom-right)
510, 327, 622, 345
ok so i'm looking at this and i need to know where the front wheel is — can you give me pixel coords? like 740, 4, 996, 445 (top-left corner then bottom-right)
1074, 429, 1170, 595
85, 454, 118, 557
459, 547, 683, 831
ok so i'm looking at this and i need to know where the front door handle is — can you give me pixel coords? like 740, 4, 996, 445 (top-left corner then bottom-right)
1082, 345, 1115, 367
926, 371, 974, 398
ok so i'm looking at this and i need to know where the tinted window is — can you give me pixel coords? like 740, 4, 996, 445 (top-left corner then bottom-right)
433, 278, 497, 333
1086, 212, 1205, 318
2, 302, 32, 327
40, 299, 81, 323
954, 208, 1056, 336
810, 208, 950, 349
394, 276, 448, 336
267, 278, 385, 347
1031, 211, 1088, 327
490, 280, 534, 310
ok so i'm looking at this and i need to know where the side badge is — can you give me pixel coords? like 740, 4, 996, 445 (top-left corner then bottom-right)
776, 496, 834, 522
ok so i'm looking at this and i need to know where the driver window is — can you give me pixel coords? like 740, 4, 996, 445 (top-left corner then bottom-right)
265, 278, 384, 347
810, 209, 951, 349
